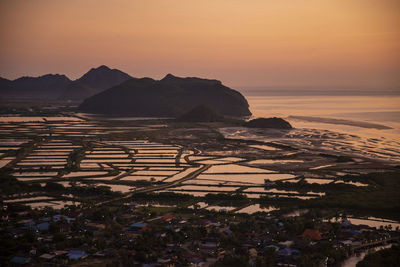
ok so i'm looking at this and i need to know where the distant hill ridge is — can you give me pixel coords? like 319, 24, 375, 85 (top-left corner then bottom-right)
0, 65, 132, 101
78, 73, 251, 117
0, 74, 71, 99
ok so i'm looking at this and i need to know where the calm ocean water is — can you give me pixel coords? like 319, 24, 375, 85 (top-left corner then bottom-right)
220, 90, 400, 163
240, 91, 400, 140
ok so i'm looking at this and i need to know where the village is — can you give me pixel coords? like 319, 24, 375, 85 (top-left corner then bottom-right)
1, 192, 399, 266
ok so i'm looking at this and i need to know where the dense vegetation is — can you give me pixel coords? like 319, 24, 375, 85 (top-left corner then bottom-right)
0, 170, 40, 195
262, 171, 400, 221
357, 245, 400, 267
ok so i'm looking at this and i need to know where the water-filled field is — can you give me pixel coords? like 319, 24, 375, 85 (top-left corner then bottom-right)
0, 116, 388, 211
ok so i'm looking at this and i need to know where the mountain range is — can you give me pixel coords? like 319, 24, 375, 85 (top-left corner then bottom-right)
0, 66, 251, 117
78, 74, 251, 117
0, 65, 132, 101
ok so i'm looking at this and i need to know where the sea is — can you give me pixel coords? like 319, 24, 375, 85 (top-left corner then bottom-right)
223, 88, 400, 164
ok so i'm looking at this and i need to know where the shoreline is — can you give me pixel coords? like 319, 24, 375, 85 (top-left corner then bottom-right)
288, 115, 392, 130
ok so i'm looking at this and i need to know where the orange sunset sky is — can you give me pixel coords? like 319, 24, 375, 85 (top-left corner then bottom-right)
0, 0, 399, 88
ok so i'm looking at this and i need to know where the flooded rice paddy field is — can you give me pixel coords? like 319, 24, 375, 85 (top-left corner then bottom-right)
0, 116, 398, 215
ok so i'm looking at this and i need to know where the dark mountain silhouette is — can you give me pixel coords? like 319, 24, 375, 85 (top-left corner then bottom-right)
244, 117, 292, 129
0, 77, 11, 84
78, 74, 251, 117
177, 105, 226, 122
58, 82, 91, 101
0, 77, 12, 93
0, 74, 71, 100
0, 65, 132, 101
59, 65, 132, 100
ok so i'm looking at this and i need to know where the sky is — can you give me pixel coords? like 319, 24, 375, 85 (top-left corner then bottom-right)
0, 0, 399, 88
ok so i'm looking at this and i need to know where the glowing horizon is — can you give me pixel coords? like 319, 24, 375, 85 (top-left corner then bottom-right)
0, 0, 399, 88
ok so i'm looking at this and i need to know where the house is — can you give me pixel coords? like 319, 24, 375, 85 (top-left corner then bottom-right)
200, 239, 219, 249
67, 250, 88, 260
163, 214, 174, 222
94, 249, 114, 257
39, 253, 55, 260
342, 229, 360, 237
53, 250, 68, 256
224, 229, 233, 235
341, 220, 352, 227
53, 214, 74, 223
36, 222, 50, 231
278, 240, 294, 247
278, 248, 300, 257
128, 222, 148, 232
300, 229, 322, 241
22, 221, 36, 229
185, 253, 204, 265
22, 221, 49, 231
10, 256, 30, 265
339, 240, 353, 246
